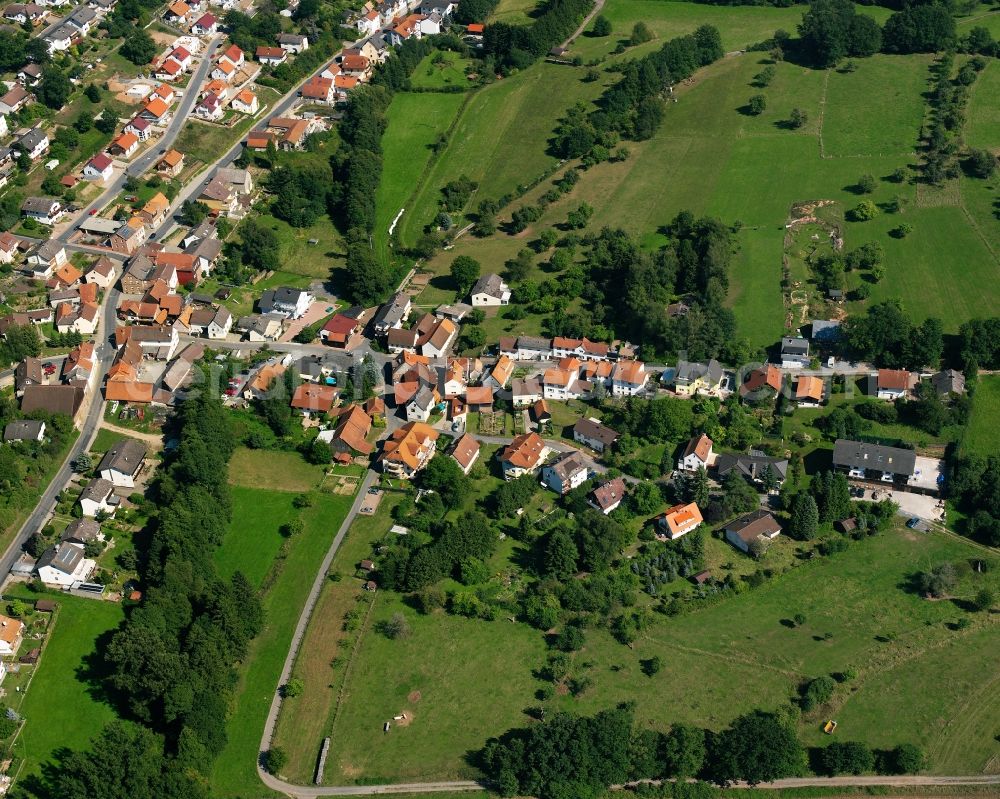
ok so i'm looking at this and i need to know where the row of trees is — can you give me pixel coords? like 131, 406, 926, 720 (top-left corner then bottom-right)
36, 390, 263, 798
842, 300, 943, 370
949, 454, 1000, 546
797, 0, 956, 68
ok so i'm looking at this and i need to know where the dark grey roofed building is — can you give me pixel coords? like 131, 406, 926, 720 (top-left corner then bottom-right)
832, 439, 916, 479
60, 518, 102, 543
3, 419, 45, 442
715, 451, 788, 484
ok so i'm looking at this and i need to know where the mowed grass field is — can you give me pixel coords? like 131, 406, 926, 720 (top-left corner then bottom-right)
376, 92, 467, 258
211, 456, 356, 797
960, 375, 1000, 457
319, 526, 1000, 784
13, 595, 125, 781
412, 47, 999, 340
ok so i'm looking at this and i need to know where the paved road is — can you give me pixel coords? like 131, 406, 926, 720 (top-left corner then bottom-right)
0, 287, 119, 581
57, 35, 224, 244
560, 0, 605, 48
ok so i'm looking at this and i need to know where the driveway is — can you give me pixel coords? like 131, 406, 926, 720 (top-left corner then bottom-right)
280, 301, 332, 342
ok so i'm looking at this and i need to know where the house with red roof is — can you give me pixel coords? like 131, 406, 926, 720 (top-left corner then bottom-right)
83, 153, 114, 182
191, 12, 215, 33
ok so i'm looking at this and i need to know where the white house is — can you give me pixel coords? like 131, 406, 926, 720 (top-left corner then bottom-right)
195, 93, 224, 121
207, 307, 232, 339
97, 439, 146, 488
469, 273, 510, 307
725, 510, 782, 554
277, 32, 308, 53
79, 478, 118, 517
258, 286, 312, 319
542, 364, 582, 400
36, 541, 96, 587
406, 386, 438, 422
541, 451, 588, 495
0, 615, 24, 655
356, 9, 380, 34
21, 197, 62, 226
83, 153, 114, 182
678, 433, 712, 472
231, 88, 258, 114
499, 432, 549, 480
611, 359, 648, 396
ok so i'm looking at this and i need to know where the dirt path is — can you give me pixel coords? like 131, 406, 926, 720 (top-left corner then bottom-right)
97, 422, 164, 449
561, 0, 605, 48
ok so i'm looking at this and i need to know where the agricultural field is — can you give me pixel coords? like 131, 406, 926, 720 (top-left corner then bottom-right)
307, 521, 1000, 785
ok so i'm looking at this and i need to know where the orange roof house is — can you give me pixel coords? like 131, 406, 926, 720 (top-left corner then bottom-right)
795, 375, 825, 403
657, 502, 704, 540
329, 404, 373, 455
382, 421, 438, 478
142, 98, 170, 120
740, 364, 783, 397
466, 22, 484, 34
499, 432, 549, 478
53, 263, 82, 287
290, 383, 339, 415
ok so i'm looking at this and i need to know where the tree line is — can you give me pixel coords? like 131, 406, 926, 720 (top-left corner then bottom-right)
482, 0, 595, 70
480, 703, 926, 798
22, 390, 263, 799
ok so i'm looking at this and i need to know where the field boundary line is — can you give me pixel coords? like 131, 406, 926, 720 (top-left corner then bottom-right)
817, 68, 830, 159
639, 635, 804, 679
324, 589, 378, 750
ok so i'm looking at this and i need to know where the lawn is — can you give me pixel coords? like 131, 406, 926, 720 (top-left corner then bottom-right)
959, 374, 1000, 457
215, 486, 297, 587
376, 91, 467, 258
229, 447, 327, 493
408, 51, 477, 90
965, 58, 1000, 151
10, 593, 125, 781
210, 489, 356, 798
317, 524, 1000, 784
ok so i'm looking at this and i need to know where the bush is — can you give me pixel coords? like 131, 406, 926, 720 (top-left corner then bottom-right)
800, 675, 836, 711
282, 678, 304, 697
266, 747, 288, 775
849, 200, 879, 221
748, 94, 766, 115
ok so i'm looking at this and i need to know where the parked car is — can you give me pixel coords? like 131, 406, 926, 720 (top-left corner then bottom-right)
905, 517, 921, 529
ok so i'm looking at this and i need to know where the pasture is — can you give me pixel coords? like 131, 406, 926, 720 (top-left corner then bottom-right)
211, 488, 356, 797
960, 375, 1000, 457
314, 525, 999, 784
11, 595, 125, 781
229, 446, 326, 493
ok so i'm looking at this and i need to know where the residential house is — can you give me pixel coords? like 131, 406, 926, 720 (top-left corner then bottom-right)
872, 368, 916, 400
589, 477, 626, 514
372, 291, 412, 335
256, 46, 287, 65
931, 369, 965, 397
320, 312, 362, 348
15, 127, 49, 160
125, 116, 153, 141
779, 336, 811, 369
60, 518, 103, 545
231, 88, 258, 114
62, 340, 95, 382
206, 306, 232, 339
382, 421, 438, 478
725, 510, 782, 554
139, 98, 170, 124
3, 419, 46, 442
0, 86, 31, 114
715, 451, 787, 487
327, 404, 373, 460
511, 377, 542, 408
810, 319, 841, 343
109, 131, 140, 157
20, 384, 84, 418
3, 4, 45, 25
290, 383, 339, 417
418, 315, 457, 358
36, 541, 95, 587
195, 93, 223, 121
832, 439, 916, 486
98, 439, 146, 487
739, 364, 783, 398
138, 192, 170, 227
236, 313, 284, 341
656, 502, 704, 540
541, 451, 588, 495
450, 433, 480, 475
83, 153, 114, 181
155, 58, 184, 81
277, 32, 308, 52
164, 0, 190, 23
465, 385, 493, 413
674, 359, 724, 397
531, 399, 551, 427
79, 478, 118, 517
677, 433, 713, 472
27, 240, 66, 275
210, 58, 237, 82
484, 354, 514, 390
52, 261, 81, 287
469, 273, 510, 306
16, 63, 43, 86
552, 337, 610, 362
406, 385, 439, 422
110, 217, 148, 256
219, 42, 244, 67
191, 11, 215, 32
543, 360, 583, 400
0, 231, 20, 264
156, 149, 185, 176
572, 417, 619, 453
356, 8, 379, 34
794, 375, 824, 405
340, 53, 372, 80
611, 359, 647, 396
0, 615, 23, 655
116, 324, 179, 360
14, 357, 42, 396
258, 286, 312, 319
499, 432, 549, 480
55, 301, 98, 335
300, 75, 334, 104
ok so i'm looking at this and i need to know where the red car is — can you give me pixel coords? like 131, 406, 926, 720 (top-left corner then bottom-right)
43, 363, 57, 375
89, 209, 97, 216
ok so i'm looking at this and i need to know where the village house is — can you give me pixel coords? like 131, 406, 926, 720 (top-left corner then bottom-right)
725, 510, 782, 554
139, 98, 170, 124
483, 354, 515, 390
511, 376, 543, 408
277, 32, 308, 52
110, 217, 148, 256
14, 126, 49, 161
499, 432, 549, 480
155, 58, 184, 81
450, 433, 480, 475
382, 421, 438, 479
572, 417, 619, 453
98, 439, 146, 487
872, 368, 917, 401
0, 85, 32, 114
256, 46, 287, 65
258, 286, 312, 319
715, 451, 787, 487
465, 385, 493, 413
3, 4, 45, 25
541, 451, 588, 495
79, 478, 118, 517
290, 383, 339, 417
832, 439, 917, 487
656, 502, 704, 540
740, 364, 783, 398
124, 116, 152, 141
325, 404, 374, 460
674, 359, 724, 397
0, 232, 20, 264
36, 541, 95, 587
4, 419, 46, 443
191, 11, 215, 33
300, 75, 335, 104
157, 149, 185, 177
164, 0, 190, 23
794, 375, 825, 405
543, 360, 583, 400
83, 152, 114, 182
611, 359, 648, 396
63, 340, 95, 382
16, 63, 43, 86
55, 301, 99, 335
469, 272, 510, 306
231, 88, 258, 114
14, 357, 42, 396
406, 385, 440, 422
589, 477, 626, 514
320, 311, 363, 348
678, 433, 713, 472
779, 336, 811, 369
27, 240, 66, 275
373, 291, 412, 335
931, 369, 965, 397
